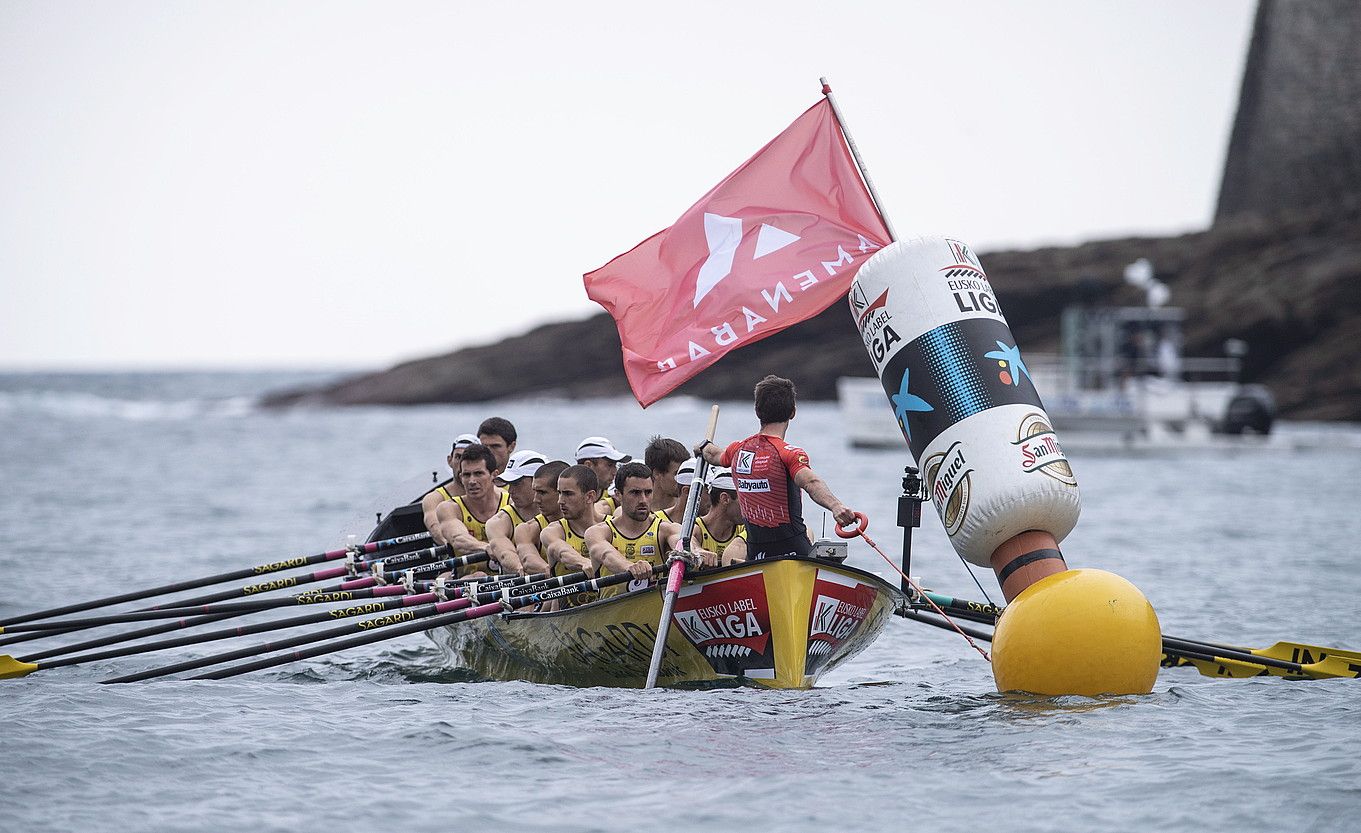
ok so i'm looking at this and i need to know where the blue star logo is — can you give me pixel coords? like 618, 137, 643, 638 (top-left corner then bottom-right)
891, 368, 933, 440
984, 341, 1030, 387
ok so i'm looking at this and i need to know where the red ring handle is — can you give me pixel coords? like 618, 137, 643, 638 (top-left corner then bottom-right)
834, 511, 868, 539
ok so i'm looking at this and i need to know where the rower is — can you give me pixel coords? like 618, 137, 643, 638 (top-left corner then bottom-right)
485, 449, 548, 575
696, 375, 856, 560
433, 443, 511, 576
670, 457, 711, 522
422, 432, 477, 542
692, 468, 747, 566
643, 435, 688, 519
477, 416, 518, 474
512, 460, 569, 575
574, 436, 630, 515
540, 464, 604, 608
586, 462, 692, 598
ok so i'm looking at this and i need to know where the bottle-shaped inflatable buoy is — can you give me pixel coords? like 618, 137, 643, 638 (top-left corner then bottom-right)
850, 237, 1159, 695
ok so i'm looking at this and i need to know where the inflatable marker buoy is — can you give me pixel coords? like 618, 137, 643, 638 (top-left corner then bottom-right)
849, 237, 1077, 599
848, 237, 1159, 695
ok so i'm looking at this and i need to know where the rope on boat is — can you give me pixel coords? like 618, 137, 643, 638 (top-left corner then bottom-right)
840, 514, 992, 662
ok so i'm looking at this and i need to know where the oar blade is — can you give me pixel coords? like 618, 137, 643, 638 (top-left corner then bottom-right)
1255, 641, 1361, 668
1162, 652, 1270, 679
0, 655, 39, 680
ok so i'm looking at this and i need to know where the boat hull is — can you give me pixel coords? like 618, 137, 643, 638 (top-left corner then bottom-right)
426, 556, 902, 689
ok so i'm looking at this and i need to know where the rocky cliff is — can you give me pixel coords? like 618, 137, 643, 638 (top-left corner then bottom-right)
264, 202, 1361, 420
1216, 0, 1361, 223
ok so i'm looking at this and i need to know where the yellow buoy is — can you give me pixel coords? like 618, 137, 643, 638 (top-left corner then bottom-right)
991, 568, 1161, 696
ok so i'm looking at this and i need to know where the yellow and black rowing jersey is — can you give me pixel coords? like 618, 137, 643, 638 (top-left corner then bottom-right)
597, 515, 664, 598
694, 516, 746, 557
600, 492, 619, 514
449, 491, 508, 576
450, 492, 508, 542
503, 500, 532, 529
433, 484, 457, 503
548, 518, 594, 607
653, 507, 680, 524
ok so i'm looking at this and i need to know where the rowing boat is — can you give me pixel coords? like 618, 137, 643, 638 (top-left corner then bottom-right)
425, 555, 902, 689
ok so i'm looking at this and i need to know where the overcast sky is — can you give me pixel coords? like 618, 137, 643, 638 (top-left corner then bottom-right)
0, 1, 1256, 370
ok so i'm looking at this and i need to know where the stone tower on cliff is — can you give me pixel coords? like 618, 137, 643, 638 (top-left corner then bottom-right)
1215, 0, 1361, 222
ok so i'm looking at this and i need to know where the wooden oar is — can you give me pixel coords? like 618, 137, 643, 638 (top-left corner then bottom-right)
0, 568, 547, 674
0, 588, 461, 679
0, 543, 456, 650
0, 532, 432, 627
0, 551, 487, 634
644, 404, 719, 690
103, 566, 657, 683
0, 545, 465, 645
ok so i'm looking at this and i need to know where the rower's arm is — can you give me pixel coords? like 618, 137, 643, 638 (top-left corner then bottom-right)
433, 501, 485, 555
586, 526, 630, 576
485, 512, 523, 574
794, 467, 855, 526
543, 525, 593, 575
695, 439, 726, 466
513, 520, 549, 574
422, 492, 446, 543
721, 537, 748, 566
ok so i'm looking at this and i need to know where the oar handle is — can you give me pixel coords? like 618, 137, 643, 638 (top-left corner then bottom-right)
703, 404, 720, 444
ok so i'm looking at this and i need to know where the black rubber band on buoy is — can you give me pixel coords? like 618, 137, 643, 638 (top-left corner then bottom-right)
996, 548, 1065, 586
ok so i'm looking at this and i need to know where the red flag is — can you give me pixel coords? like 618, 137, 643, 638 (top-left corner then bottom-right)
584, 99, 892, 407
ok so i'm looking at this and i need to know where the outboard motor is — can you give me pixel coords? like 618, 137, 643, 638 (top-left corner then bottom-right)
1222, 385, 1276, 435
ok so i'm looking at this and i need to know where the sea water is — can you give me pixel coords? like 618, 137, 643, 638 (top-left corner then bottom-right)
1, 372, 1357, 833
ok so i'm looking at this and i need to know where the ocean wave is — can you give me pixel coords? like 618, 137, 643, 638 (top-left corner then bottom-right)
0, 390, 257, 421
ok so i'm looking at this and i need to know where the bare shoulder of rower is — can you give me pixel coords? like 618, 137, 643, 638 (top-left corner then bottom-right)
514, 516, 543, 546
485, 509, 514, 541
721, 537, 748, 566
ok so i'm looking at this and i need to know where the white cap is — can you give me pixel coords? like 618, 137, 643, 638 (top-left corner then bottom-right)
676, 457, 698, 487
706, 468, 736, 492
498, 450, 548, 483
452, 433, 479, 452
575, 436, 630, 462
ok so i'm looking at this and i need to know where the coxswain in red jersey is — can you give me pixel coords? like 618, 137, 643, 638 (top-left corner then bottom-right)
697, 375, 856, 560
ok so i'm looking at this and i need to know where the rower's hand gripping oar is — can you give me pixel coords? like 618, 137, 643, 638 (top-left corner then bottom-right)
644, 404, 720, 690
0, 532, 433, 628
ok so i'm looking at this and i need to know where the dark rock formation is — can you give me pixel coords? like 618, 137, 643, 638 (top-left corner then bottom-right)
1216, 0, 1361, 223
264, 203, 1361, 420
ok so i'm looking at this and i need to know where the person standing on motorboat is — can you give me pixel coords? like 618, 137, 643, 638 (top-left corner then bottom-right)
697, 375, 856, 560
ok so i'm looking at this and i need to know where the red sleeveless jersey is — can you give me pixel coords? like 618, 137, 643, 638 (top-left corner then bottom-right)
721, 434, 810, 543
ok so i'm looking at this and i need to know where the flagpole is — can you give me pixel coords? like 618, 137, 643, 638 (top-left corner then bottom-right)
820, 77, 898, 241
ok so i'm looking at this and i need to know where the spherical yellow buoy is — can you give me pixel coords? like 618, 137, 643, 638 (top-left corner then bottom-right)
991, 568, 1161, 696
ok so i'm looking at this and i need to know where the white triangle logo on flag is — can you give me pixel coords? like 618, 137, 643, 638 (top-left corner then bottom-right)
753, 223, 800, 259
